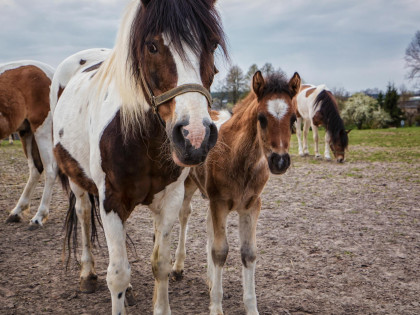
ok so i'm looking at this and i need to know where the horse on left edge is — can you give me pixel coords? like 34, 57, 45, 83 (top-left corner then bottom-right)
1, 60, 57, 228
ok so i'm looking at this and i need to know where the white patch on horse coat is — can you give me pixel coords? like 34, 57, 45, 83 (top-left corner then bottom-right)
214, 110, 231, 131
164, 35, 211, 149
267, 99, 288, 120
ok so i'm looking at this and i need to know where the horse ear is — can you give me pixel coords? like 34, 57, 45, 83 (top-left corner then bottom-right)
288, 72, 301, 97
141, 0, 152, 7
252, 71, 265, 98
346, 129, 352, 134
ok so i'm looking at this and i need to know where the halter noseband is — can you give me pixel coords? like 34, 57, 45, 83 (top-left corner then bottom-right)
139, 69, 213, 127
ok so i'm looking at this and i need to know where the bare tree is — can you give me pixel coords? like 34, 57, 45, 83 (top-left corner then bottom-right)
225, 65, 247, 104
405, 30, 420, 86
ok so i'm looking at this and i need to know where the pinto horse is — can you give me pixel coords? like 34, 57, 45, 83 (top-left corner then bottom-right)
51, 0, 227, 314
295, 84, 349, 162
0, 60, 57, 227
172, 71, 301, 315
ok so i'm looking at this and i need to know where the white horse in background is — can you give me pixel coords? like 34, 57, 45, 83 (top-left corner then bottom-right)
295, 84, 349, 162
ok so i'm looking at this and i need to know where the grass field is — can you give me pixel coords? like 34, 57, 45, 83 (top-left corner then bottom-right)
290, 126, 420, 163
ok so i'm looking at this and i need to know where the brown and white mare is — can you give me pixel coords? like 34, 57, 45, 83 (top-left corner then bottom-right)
0, 60, 57, 227
172, 71, 301, 315
51, 1, 227, 314
295, 84, 349, 162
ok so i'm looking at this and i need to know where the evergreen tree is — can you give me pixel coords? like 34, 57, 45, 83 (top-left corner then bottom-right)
383, 83, 403, 127
225, 65, 247, 104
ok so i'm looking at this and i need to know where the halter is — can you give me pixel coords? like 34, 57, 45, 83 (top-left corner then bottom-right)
139, 69, 213, 127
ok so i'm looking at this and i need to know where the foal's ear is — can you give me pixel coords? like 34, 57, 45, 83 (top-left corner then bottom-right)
288, 72, 301, 98
252, 71, 265, 98
141, 0, 152, 7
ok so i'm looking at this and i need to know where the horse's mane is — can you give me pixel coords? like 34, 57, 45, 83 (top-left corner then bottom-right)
93, 0, 227, 134
314, 90, 348, 149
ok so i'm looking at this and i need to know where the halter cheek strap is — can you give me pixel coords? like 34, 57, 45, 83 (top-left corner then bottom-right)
139, 69, 213, 127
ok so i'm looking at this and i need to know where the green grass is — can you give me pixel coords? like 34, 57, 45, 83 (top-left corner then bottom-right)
290, 126, 420, 163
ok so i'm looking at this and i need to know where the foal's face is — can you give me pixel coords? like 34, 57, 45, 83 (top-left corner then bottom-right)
141, 34, 219, 166
253, 71, 301, 175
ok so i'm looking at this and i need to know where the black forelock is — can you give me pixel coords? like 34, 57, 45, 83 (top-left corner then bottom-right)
259, 71, 291, 100
129, 0, 228, 79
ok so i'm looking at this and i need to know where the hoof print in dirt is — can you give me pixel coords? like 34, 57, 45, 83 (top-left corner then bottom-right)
80, 274, 98, 293
5, 214, 22, 224
171, 270, 184, 281
124, 287, 136, 306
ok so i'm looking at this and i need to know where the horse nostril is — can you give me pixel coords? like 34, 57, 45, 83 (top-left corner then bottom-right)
279, 154, 290, 170
338, 158, 344, 163
172, 120, 188, 147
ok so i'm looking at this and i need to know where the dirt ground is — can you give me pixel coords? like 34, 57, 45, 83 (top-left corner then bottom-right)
0, 143, 419, 315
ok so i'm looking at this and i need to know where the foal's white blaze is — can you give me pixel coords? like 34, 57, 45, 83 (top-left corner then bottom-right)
267, 98, 288, 120
164, 35, 210, 149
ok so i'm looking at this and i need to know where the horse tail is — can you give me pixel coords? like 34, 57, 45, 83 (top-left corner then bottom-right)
58, 169, 102, 269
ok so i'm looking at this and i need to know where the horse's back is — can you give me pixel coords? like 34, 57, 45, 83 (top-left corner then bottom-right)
296, 84, 327, 120
0, 60, 55, 137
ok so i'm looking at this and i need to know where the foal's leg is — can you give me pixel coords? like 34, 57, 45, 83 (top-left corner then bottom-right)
312, 124, 321, 158
6, 133, 41, 223
9, 134, 14, 144
324, 132, 332, 160
208, 201, 230, 315
69, 182, 97, 293
302, 120, 310, 156
172, 176, 198, 279
239, 202, 261, 315
296, 118, 304, 156
101, 204, 130, 315
30, 117, 58, 227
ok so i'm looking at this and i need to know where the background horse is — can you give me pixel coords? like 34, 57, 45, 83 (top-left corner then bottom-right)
172, 71, 300, 315
295, 84, 349, 162
52, 0, 227, 314
0, 60, 57, 227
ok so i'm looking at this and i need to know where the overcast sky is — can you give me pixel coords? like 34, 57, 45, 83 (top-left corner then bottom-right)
1, 0, 419, 93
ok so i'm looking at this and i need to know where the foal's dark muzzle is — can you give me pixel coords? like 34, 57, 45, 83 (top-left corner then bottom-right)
268, 153, 290, 175
172, 119, 218, 166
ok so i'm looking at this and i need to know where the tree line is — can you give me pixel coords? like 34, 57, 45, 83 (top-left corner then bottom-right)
212, 30, 420, 129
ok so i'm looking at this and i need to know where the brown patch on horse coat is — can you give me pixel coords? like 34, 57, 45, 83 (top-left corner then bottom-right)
31, 136, 44, 174
100, 111, 182, 222
305, 87, 316, 97
210, 110, 219, 121
312, 110, 323, 126
140, 35, 178, 122
0, 65, 51, 137
54, 143, 98, 195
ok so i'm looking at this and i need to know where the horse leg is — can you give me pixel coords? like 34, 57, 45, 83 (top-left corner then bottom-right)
172, 176, 198, 280
101, 204, 130, 315
302, 120, 310, 156
151, 178, 187, 315
324, 132, 332, 160
239, 202, 261, 315
296, 118, 304, 156
6, 132, 41, 223
208, 201, 229, 315
9, 134, 14, 145
312, 124, 321, 158
30, 118, 58, 227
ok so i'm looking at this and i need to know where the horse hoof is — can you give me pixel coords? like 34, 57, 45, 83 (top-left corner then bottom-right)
171, 270, 184, 281
5, 214, 22, 223
124, 286, 136, 306
80, 274, 98, 293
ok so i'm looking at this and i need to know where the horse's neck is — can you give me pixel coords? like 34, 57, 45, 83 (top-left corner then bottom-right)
223, 99, 263, 167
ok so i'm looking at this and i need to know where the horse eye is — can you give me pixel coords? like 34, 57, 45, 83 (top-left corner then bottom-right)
258, 113, 268, 129
212, 42, 218, 52
148, 43, 158, 54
